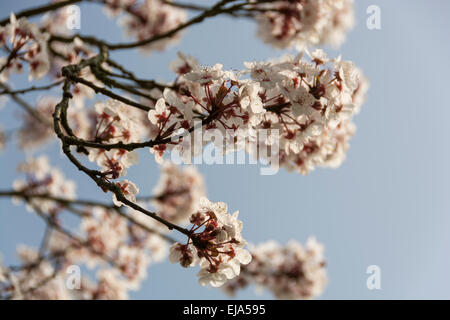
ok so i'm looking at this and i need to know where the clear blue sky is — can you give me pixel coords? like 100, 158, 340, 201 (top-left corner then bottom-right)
1, 0, 450, 299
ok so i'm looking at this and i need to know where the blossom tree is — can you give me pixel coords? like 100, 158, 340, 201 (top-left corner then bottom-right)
0, 0, 367, 300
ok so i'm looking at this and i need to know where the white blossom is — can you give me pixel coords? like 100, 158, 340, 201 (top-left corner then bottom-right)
169, 51, 200, 76
169, 197, 252, 287
254, 0, 355, 49
151, 161, 205, 224
224, 237, 327, 299
12, 156, 77, 214
118, 0, 187, 53
112, 179, 139, 207
0, 14, 50, 81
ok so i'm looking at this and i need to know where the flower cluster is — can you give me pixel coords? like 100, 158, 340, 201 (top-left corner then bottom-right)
115, 0, 187, 53
5, 245, 72, 300
254, 0, 355, 49
0, 236, 159, 300
0, 14, 50, 81
5, 199, 173, 299
4, 161, 209, 299
151, 161, 206, 224
0, 0, 365, 301
79, 207, 155, 289
0, 259, 19, 300
82, 268, 134, 300
103, 0, 139, 17
12, 156, 77, 216
169, 197, 252, 287
87, 99, 145, 179
223, 238, 327, 299
41, 2, 76, 36
49, 38, 100, 109
112, 179, 140, 206
144, 49, 368, 174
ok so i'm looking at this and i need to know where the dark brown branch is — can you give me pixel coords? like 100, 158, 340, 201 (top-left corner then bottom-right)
69, 75, 152, 111
49, 0, 252, 51
31, 202, 118, 267
162, 1, 209, 11
41, 60, 192, 236
108, 0, 246, 50
0, 189, 177, 243
0, 80, 63, 96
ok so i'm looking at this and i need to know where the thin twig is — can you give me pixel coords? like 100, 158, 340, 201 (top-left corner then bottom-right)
0, 80, 63, 96
0, 0, 83, 26
0, 82, 53, 128
0, 190, 178, 243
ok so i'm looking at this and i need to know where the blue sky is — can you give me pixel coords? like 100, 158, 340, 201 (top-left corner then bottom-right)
1, 0, 450, 299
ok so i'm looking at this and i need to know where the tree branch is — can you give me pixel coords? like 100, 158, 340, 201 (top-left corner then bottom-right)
0, 80, 63, 96
0, 0, 83, 26
0, 82, 53, 128
0, 189, 178, 243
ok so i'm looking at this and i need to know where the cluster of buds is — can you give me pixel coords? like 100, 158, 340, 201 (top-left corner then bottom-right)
254, 0, 355, 49
0, 14, 50, 81
223, 238, 327, 299
169, 197, 252, 287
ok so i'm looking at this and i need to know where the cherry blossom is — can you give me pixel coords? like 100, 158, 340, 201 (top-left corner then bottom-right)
89, 268, 132, 300
169, 197, 252, 287
87, 99, 145, 177
6, 245, 72, 300
169, 51, 200, 76
224, 238, 327, 299
0, 0, 366, 301
0, 14, 50, 81
48, 38, 101, 109
80, 207, 129, 264
142, 49, 368, 174
151, 161, 206, 224
117, 0, 187, 53
254, 0, 355, 49
12, 156, 77, 215
41, 4, 75, 36
112, 179, 139, 206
